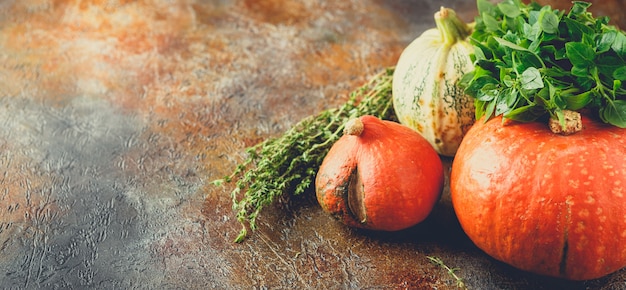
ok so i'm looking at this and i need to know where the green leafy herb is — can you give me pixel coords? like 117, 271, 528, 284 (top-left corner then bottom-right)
213, 68, 396, 242
460, 0, 626, 127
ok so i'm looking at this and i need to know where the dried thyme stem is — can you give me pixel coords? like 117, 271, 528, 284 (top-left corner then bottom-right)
214, 67, 396, 242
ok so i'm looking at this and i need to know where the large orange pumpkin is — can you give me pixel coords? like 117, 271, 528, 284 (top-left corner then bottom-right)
316, 115, 444, 231
451, 115, 626, 280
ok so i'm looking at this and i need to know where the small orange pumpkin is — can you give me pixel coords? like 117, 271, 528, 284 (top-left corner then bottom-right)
315, 115, 444, 231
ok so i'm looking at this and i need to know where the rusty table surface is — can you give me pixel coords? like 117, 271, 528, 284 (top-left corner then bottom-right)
2, 0, 626, 289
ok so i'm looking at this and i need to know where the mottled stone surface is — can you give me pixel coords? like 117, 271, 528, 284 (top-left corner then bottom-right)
0, 0, 625, 289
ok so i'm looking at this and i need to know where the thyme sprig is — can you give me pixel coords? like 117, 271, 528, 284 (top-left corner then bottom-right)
427, 256, 468, 289
214, 68, 396, 242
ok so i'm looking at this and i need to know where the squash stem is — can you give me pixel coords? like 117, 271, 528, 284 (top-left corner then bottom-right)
549, 110, 582, 135
344, 118, 364, 136
436, 7, 472, 46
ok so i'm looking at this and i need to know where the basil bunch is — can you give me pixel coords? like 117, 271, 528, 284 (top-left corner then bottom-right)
461, 0, 626, 127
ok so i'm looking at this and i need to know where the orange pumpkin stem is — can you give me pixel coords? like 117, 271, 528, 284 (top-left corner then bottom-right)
343, 118, 364, 136
549, 110, 582, 135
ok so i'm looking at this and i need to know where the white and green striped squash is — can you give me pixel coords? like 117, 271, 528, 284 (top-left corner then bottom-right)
392, 7, 475, 157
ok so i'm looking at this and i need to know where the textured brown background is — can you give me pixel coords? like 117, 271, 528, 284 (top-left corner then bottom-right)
1, 0, 626, 289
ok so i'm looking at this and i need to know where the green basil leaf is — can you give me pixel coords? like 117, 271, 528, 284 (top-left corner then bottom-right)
477, 0, 497, 16
521, 67, 544, 90
475, 100, 487, 120
552, 46, 567, 60
503, 75, 515, 87
555, 109, 566, 128
517, 51, 544, 70
498, 2, 521, 18
504, 104, 546, 122
533, 90, 550, 107
570, 65, 589, 78
565, 42, 595, 67
597, 30, 617, 53
575, 75, 595, 91
472, 39, 494, 59
485, 35, 502, 52
483, 13, 501, 33
465, 74, 499, 97
542, 67, 569, 78
474, 45, 487, 61
474, 65, 496, 78
538, 80, 558, 110
496, 95, 511, 116
611, 32, 626, 57
506, 87, 520, 107
477, 86, 499, 102
613, 66, 626, 81
484, 97, 497, 120
539, 9, 560, 34
502, 31, 522, 44
582, 32, 596, 48
459, 71, 475, 89
569, 1, 592, 17
596, 16, 610, 28
524, 22, 542, 43
596, 55, 622, 78
563, 91, 593, 110
552, 93, 567, 109
543, 32, 560, 43
601, 100, 626, 128
499, 66, 512, 82
503, 12, 522, 33
514, 10, 527, 30
494, 36, 530, 52
528, 10, 540, 26
547, 79, 557, 100
540, 44, 557, 56
476, 59, 497, 73
564, 17, 593, 41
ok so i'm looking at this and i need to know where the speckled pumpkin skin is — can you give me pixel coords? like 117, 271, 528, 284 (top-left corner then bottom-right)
392, 16, 475, 157
451, 116, 626, 280
315, 115, 444, 231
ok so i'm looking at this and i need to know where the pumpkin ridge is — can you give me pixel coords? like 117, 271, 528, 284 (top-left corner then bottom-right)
559, 239, 569, 277
559, 197, 572, 277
